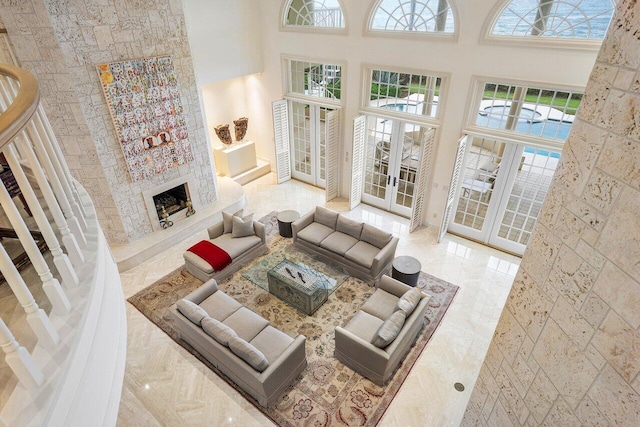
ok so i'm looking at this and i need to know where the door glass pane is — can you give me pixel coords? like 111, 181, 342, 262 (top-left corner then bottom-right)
497, 146, 560, 245
363, 115, 392, 201
291, 102, 311, 175
454, 136, 503, 230
395, 123, 421, 208
319, 107, 333, 181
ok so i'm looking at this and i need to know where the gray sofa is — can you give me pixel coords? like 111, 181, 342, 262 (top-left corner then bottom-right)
184, 213, 267, 282
169, 279, 307, 407
291, 206, 398, 284
335, 275, 430, 386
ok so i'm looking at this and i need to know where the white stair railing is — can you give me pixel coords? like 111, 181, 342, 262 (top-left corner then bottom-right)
0, 62, 126, 427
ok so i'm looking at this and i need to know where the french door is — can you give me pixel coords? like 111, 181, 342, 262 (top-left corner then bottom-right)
446, 134, 561, 255
361, 115, 428, 218
290, 101, 335, 188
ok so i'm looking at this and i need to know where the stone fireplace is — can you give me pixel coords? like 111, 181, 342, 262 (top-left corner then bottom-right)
143, 174, 198, 231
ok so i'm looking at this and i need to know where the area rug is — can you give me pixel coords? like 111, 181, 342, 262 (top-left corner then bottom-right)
128, 212, 459, 426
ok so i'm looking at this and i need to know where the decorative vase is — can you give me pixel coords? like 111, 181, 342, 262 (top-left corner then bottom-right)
233, 117, 249, 142
214, 124, 233, 145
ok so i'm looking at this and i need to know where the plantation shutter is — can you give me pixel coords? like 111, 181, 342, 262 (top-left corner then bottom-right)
349, 115, 366, 210
272, 99, 291, 183
438, 135, 468, 242
325, 109, 340, 201
410, 128, 436, 232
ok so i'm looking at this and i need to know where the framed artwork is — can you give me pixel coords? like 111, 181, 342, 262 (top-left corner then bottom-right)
97, 55, 194, 181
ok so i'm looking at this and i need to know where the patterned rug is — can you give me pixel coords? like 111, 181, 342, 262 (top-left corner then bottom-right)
128, 212, 459, 426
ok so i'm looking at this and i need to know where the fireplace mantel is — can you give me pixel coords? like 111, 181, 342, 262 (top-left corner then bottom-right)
142, 174, 198, 231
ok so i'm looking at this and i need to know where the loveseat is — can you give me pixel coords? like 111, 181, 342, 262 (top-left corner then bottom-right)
334, 275, 429, 386
291, 206, 398, 284
184, 210, 267, 282
169, 279, 307, 407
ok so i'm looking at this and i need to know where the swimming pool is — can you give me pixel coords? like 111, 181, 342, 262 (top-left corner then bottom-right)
523, 147, 561, 158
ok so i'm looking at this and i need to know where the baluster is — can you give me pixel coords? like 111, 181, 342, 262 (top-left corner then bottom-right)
4, 144, 79, 288
1, 79, 87, 248
0, 244, 59, 349
0, 90, 85, 267
26, 120, 87, 249
0, 316, 44, 389
36, 105, 89, 221
32, 111, 88, 232
0, 178, 71, 314
15, 133, 85, 267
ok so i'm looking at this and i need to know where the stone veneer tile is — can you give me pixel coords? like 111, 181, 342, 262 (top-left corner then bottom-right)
596, 186, 640, 282
579, 291, 610, 329
481, 368, 501, 423
574, 239, 605, 270
492, 308, 526, 366
506, 270, 554, 342
524, 369, 558, 424
565, 196, 606, 231
599, 89, 640, 141
532, 319, 599, 408
519, 224, 562, 291
575, 396, 610, 427
584, 343, 608, 372
588, 363, 640, 426
496, 368, 530, 424
593, 261, 640, 329
580, 168, 624, 215
484, 339, 505, 378
550, 296, 594, 350
546, 245, 598, 311
596, 133, 640, 191
575, 79, 610, 124
548, 208, 587, 248
600, 1, 640, 69
488, 400, 515, 427
614, 68, 636, 90
536, 183, 566, 228
592, 311, 640, 383
541, 396, 581, 427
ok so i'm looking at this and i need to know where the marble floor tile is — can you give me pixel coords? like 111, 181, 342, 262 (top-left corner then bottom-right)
116, 173, 520, 427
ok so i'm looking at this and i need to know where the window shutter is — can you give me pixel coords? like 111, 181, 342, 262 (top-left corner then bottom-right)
349, 115, 366, 210
438, 135, 468, 242
272, 100, 291, 183
410, 128, 436, 232
325, 109, 340, 201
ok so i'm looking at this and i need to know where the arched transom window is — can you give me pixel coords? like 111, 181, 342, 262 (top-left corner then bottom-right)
492, 0, 615, 40
284, 0, 345, 29
369, 0, 455, 34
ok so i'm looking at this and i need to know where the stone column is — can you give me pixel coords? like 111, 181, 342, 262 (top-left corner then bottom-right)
463, 1, 640, 425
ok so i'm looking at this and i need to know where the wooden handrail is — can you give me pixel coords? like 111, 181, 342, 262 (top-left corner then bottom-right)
0, 63, 39, 149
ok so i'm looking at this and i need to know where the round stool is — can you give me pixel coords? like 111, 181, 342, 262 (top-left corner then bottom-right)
391, 256, 421, 287
277, 210, 300, 238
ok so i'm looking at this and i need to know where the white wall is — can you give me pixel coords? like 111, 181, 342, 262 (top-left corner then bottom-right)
246, 0, 600, 225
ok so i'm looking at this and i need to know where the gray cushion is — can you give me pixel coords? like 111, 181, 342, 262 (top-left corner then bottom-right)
212, 233, 262, 259
344, 310, 384, 343
396, 288, 422, 317
250, 326, 294, 364
176, 299, 209, 325
336, 215, 363, 240
222, 209, 243, 234
320, 231, 359, 256
344, 241, 379, 268
198, 291, 242, 321
372, 310, 406, 348
314, 206, 339, 229
232, 214, 254, 238
223, 307, 270, 341
361, 224, 392, 249
228, 335, 270, 372
360, 288, 400, 320
296, 222, 334, 245
201, 316, 238, 346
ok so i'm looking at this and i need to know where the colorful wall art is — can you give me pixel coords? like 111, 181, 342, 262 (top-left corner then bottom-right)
97, 56, 194, 181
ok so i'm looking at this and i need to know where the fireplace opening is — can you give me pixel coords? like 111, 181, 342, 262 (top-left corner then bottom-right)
153, 183, 189, 220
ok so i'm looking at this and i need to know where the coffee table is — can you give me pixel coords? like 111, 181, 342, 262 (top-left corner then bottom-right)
267, 259, 330, 315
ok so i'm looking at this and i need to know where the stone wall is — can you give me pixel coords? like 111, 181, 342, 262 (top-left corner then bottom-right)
0, 0, 216, 243
463, 0, 640, 425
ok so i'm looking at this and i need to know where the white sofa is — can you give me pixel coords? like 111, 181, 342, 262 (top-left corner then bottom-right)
169, 279, 307, 407
292, 206, 398, 284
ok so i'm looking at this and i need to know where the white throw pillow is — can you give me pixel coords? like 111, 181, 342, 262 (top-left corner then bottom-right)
395, 288, 422, 317
222, 209, 243, 234
176, 299, 208, 325
231, 213, 255, 238
228, 335, 270, 372
201, 316, 238, 346
371, 310, 406, 348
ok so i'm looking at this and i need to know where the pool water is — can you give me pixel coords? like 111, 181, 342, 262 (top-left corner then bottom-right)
476, 114, 572, 140
524, 147, 561, 158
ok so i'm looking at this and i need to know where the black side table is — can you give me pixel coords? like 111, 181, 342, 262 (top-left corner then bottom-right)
391, 256, 422, 287
277, 210, 300, 238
